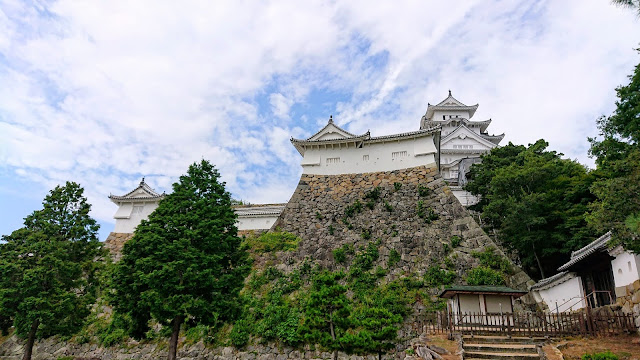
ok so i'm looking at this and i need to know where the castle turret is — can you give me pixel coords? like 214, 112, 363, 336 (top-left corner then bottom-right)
421, 91, 505, 205
108, 178, 165, 234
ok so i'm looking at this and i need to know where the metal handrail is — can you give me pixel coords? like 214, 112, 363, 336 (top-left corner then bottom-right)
555, 290, 613, 312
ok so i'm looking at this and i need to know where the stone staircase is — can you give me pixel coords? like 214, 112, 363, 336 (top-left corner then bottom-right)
462, 335, 543, 360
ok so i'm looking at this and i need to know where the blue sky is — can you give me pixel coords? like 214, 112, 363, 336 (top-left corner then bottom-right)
0, 0, 639, 241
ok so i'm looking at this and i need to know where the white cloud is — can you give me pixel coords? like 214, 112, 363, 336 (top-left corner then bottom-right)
0, 0, 638, 238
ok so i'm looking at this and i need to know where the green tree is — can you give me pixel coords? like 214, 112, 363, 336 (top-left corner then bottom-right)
342, 306, 402, 360
110, 160, 250, 360
301, 271, 351, 360
465, 140, 596, 279
588, 57, 640, 251
0, 182, 101, 360
612, 0, 640, 16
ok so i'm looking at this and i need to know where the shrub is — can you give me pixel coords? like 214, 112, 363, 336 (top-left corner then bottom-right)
384, 201, 393, 212
333, 247, 347, 263
394, 182, 402, 191
424, 265, 456, 287
230, 319, 250, 348
328, 225, 335, 235
443, 243, 450, 253
364, 186, 382, 201
582, 351, 619, 360
365, 199, 375, 210
465, 266, 505, 286
315, 211, 323, 220
471, 247, 512, 274
361, 228, 372, 240
418, 185, 432, 197
388, 249, 401, 267
244, 231, 301, 253
345, 200, 363, 218
450, 235, 462, 248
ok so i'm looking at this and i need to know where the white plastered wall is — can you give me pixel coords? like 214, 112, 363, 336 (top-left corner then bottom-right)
237, 215, 279, 231
113, 201, 160, 233
538, 276, 586, 312
611, 250, 640, 297
299, 136, 437, 175
431, 110, 471, 121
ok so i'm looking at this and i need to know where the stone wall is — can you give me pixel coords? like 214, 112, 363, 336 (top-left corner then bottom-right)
0, 335, 390, 360
103, 232, 134, 262
272, 164, 534, 297
615, 279, 640, 331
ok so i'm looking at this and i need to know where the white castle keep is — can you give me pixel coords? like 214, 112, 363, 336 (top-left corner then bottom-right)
108, 92, 503, 234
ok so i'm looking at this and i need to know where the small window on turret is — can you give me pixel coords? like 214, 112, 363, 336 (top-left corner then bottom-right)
443, 115, 446, 120
132, 205, 144, 215
363, 155, 369, 161
326, 157, 340, 164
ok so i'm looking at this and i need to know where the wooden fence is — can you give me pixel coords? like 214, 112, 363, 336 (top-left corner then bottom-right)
412, 309, 637, 337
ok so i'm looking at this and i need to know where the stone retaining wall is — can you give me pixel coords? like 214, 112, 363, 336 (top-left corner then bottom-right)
615, 279, 640, 331
272, 165, 534, 298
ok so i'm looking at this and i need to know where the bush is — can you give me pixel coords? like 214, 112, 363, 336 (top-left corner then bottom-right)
394, 182, 402, 191
244, 231, 301, 253
388, 249, 401, 267
383, 201, 393, 212
345, 200, 363, 218
471, 247, 512, 274
582, 351, 619, 360
418, 185, 432, 197
333, 247, 347, 263
365, 199, 375, 210
424, 265, 456, 287
364, 186, 382, 201
361, 228, 372, 240
230, 319, 250, 348
465, 266, 505, 286
450, 235, 462, 248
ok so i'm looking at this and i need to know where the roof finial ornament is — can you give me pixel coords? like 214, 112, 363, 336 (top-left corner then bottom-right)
329, 115, 333, 124
448, 89, 452, 96
140, 177, 145, 185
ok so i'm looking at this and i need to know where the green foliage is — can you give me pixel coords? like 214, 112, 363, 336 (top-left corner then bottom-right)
342, 306, 401, 357
345, 200, 363, 218
57, 357, 74, 360
471, 247, 513, 274
109, 160, 251, 358
230, 319, 250, 348
418, 185, 432, 197
465, 140, 596, 279
442, 243, 450, 253
387, 249, 401, 267
333, 247, 347, 264
383, 201, 393, 212
424, 265, 456, 287
244, 231, 301, 254
394, 182, 402, 191
417, 201, 439, 223
364, 187, 382, 201
328, 225, 335, 235
365, 199, 375, 210
465, 266, 505, 286
582, 351, 619, 360
450, 235, 462, 248
0, 182, 102, 359
587, 57, 640, 251
361, 228, 372, 240
315, 211, 323, 220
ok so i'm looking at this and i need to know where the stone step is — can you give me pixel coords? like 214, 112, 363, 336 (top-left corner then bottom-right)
463, 335, 545, 344
464, 351, 540, 360
464, 343, 538, 354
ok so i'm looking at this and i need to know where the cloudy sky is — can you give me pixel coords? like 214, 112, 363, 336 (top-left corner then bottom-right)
0, 0, 638, 241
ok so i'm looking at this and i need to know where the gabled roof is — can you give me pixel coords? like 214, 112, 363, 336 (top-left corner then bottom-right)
557, 232, 612, 272
307, 115, 359, 141
441, 124, 500, 150
439, 285, 527, 298
430, 117, 492, 133
480, 133, 505, 145
109, 178, 165, 202
424, 91, 479, 121
234, 204, 286, 217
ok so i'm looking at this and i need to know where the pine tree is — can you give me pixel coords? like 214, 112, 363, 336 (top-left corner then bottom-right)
0, 182, 101, 360
110, 160, 250, 360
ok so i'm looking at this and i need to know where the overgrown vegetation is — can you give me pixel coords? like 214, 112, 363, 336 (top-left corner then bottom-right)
243, 231, 302, 254
416, 201, 439, 223
424, 265, 456, 287
465, 266, 505, 286
582, 351, 619, 360
417, 185, 432, 197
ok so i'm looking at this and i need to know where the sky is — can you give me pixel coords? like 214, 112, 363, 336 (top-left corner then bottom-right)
0, 0, 638, 241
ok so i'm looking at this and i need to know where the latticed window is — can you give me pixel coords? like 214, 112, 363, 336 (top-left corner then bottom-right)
392, 151, 408, 159
326, 157, 340, 164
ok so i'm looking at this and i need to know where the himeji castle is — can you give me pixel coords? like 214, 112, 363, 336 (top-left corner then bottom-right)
107, 91, 503, 235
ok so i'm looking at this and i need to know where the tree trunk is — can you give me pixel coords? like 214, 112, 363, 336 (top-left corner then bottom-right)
532, 243, 546, 279
22, 319, 39, 360
167, 315, 184, 360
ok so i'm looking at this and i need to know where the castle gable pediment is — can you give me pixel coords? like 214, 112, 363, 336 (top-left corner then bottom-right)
441, 125, 497, 150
